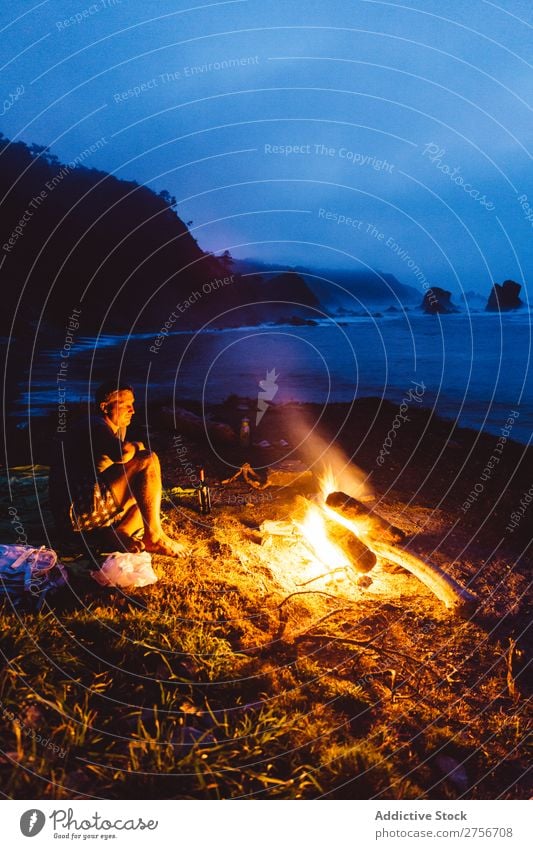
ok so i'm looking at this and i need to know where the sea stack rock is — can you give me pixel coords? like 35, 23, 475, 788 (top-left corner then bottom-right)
421, 286, 458, 314
486, 280, 523, 312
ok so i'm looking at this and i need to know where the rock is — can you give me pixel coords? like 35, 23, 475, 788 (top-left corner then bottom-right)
486, 279, 523, 312
283, 315, 318, 326
421, 287, 458, 314
357, 575, 373, 589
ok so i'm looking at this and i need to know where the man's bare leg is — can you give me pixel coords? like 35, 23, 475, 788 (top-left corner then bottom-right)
109, 502, 145, 552
103, 451, 185, 556
129, 452, 186, 555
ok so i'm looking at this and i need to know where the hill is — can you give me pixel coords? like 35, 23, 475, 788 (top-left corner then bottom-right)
0, 136, 324, 335
231, 259, 421, 313
0, 133, 223, 335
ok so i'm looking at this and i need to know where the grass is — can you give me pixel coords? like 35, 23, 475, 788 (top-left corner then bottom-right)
1, 513, 530, 800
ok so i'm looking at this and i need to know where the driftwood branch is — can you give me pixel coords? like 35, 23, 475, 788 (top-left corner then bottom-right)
325, 492, 478, 617
366, 538, 478, 617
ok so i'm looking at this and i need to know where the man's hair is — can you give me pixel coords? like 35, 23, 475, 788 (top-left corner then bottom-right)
95, 381, 134, 407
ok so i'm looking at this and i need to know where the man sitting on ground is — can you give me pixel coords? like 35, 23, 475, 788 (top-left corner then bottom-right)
49, 381, 185, 556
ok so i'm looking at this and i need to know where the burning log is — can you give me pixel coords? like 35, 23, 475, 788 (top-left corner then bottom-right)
260, 504, 375, 575
325, 491, 478, 616
322, 518, 376, 573
325, 492, 405, 544
292, 495, 376, 573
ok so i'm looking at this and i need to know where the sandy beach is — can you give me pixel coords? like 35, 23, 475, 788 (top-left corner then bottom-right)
1, 398, 530, 799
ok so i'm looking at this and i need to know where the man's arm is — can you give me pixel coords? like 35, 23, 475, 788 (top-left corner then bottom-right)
120, 441, 146, 461
92, 419, 145, 472
98, 441, 146, 470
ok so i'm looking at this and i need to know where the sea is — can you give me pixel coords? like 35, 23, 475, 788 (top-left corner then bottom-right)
10, 311, 533, 445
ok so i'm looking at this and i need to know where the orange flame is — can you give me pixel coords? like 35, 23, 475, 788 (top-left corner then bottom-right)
296, 502, 349, 571
294, 466, 373, 577
317, 466, 337, 501
317, 466, 371, 539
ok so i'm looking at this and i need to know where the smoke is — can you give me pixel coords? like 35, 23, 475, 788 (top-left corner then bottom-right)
282, 406, 373, 500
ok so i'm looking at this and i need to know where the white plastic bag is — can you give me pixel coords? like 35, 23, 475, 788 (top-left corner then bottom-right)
0, 544, 67, 610
91, 551, 158, 588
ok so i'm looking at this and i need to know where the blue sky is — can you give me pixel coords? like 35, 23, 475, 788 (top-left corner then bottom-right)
1, 0, 531, 297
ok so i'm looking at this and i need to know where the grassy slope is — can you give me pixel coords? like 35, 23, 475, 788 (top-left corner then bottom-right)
0, 400, 531, 799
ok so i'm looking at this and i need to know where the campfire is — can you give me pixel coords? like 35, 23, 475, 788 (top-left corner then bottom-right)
260, 468, 478, 617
